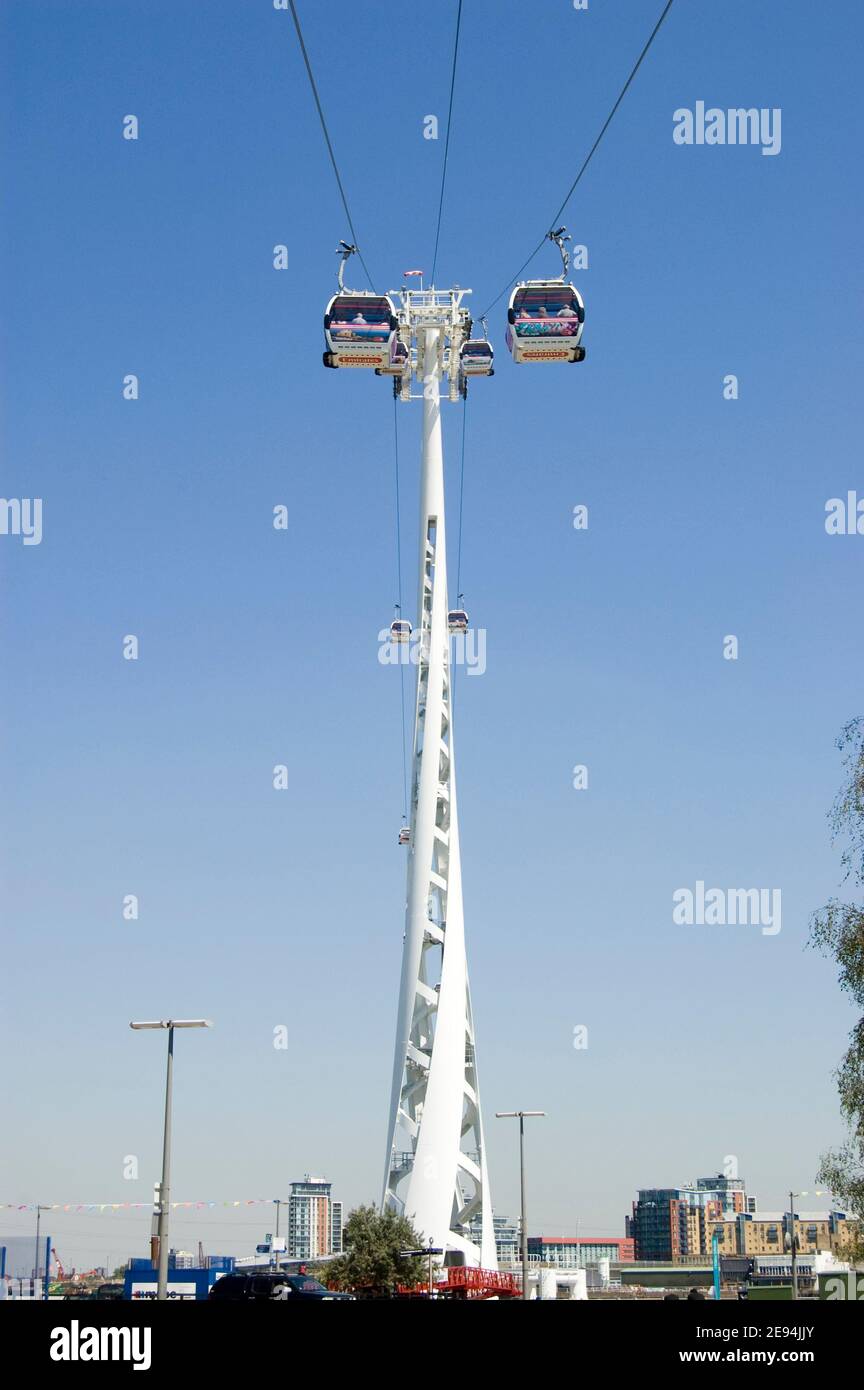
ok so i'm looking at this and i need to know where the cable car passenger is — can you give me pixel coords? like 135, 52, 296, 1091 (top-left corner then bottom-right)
328, 301, 390, 343
511, 288, 583, 337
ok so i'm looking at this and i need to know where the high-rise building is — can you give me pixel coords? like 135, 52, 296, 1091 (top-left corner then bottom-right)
330, 1200, 343, 1256
695, 1173, 747, 1215
629, 1174, 747, 1261
286, 1177, 343, 1260
628, 1188, 687, 1261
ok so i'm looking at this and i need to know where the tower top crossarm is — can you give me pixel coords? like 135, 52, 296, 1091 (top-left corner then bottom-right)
389, 287, 475, 403
392, 285, 471, 330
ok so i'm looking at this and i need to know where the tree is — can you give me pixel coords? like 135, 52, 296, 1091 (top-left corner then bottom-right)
809, 718, 864, 1259
320, 1205, 427, 1297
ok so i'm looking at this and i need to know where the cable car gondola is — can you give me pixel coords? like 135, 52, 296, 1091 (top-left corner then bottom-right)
457, 318, 494, 398
323, 243, 398, 370
448, 598, 469, 634
459, 332, 494, 378
390, 602, 412, 644
505, 228, 586, 365
375, 337, 410, 377
398, 825, 411, 846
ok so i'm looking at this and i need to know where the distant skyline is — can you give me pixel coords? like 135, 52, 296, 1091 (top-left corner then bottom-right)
2, 0, 862, 1269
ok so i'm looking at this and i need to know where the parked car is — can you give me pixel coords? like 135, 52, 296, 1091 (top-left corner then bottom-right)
94, 1283, 125, 1300
208, 1272, 353, 1302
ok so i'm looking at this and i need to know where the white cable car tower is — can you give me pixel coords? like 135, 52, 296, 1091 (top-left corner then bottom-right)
325, 227, 585, 1266
378, 281, 496, 1271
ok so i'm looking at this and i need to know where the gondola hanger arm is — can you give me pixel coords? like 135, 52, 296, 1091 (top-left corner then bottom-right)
547, 227, 572, 279
337, 241, 358, 292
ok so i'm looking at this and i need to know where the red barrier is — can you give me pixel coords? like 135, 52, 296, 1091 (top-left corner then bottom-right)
397, 1267, 520, 1299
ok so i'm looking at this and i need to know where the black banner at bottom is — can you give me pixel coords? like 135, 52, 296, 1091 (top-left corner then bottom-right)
8, 1297, 855, 1377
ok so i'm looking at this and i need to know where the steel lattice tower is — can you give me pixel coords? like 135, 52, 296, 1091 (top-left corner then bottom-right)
382, 289, 496, 1271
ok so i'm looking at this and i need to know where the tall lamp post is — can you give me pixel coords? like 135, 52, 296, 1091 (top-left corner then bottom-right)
130, 1019, 212, 1301
272, 1199, 289, 1270
787, 1190, 800, 1301
33, 1204, 50, 1299
786, 1188, 827, 1299
496, 1111, 545, 1301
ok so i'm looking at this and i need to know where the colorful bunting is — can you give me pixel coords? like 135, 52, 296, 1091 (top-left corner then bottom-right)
1, 1197, 284, 1212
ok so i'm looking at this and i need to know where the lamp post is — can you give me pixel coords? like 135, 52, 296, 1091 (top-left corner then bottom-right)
496, 1111, 545, 1301
787, 1190, 800, 1301
273, 1199, 287, 1270
33, 1204, 50, 1298
788, 1188, 828, 1299
130, 1019, 212, 1301
400, 1246, 443, 1298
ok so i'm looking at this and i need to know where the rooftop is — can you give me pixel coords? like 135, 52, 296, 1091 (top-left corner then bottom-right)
529, 1236, 631, 1246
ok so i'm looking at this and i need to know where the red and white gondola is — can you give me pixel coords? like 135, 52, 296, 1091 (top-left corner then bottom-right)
505, 228, 586, 365
323, 243, 398, 370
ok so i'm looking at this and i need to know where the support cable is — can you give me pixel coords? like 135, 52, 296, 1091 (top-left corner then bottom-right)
288, 0, 377, 290
455, 396, 467, 600
450, 396, 468, 717
393, 397, 410, 823
480, 0, 676, 316
430, 0, 464, 286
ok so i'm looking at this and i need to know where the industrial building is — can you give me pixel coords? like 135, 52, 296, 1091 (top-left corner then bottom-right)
527, 1236, 635, 1269
124, 1255, 234, 1301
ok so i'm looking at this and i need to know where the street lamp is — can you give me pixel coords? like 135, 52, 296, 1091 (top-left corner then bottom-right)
496, 1110, 545, 1301
33, 1205, 50, 1300
788, 1188, 828, 1300
272, 1199, 290, 1270
785, 1190, 802, 1300
130, 1019, 212, 1301
400, 1246, 443, 1298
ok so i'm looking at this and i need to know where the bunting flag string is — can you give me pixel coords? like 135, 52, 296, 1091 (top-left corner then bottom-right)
1, 1198, 284, 1213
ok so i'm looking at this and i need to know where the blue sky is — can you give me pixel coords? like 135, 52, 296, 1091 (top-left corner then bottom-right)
2, 0, 863, 1268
